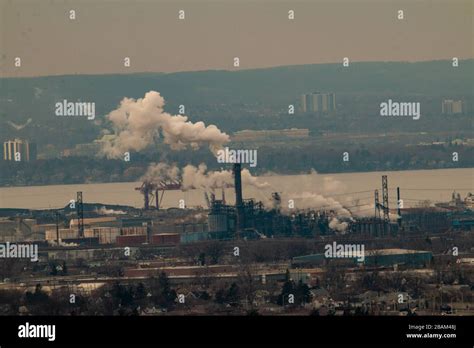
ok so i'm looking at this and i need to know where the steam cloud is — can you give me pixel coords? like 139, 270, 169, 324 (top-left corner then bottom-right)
141, 163, 269, 191
279, 191, 352, 217
101, 91, 230, 158
140, 162, 181, 183
95, 207, 127, 215
298, 171, 373, 219
329, 218, 349, 233
266, 171, 376, 232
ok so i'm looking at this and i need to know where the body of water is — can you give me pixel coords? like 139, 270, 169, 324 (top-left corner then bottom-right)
0, 168, 472, 211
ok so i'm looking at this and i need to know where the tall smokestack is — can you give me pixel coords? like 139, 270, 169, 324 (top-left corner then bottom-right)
233, 163, 244, 235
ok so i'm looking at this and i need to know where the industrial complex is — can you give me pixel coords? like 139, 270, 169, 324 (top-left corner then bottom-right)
0, 162, 473, 316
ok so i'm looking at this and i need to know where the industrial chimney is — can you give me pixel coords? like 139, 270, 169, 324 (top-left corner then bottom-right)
233, 163, 244, 235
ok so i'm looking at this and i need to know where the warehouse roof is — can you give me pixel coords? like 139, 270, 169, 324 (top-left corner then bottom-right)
366, 249, 430, 256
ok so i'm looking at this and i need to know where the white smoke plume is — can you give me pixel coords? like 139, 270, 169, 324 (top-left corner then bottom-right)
329, 218, 349, 233
278, 192, 352, 217
141, 162, 269, 191
183, 164, 269, 190
322, 176, 346, 193
95, 207, 127, 215
182, 164, 232, 190
312, 171, 373, 218
101, 91, 230, 158
261, 170, 374, 223
140, 162, 180, 183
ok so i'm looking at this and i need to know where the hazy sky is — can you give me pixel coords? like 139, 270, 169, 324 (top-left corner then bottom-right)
1, 0, 472, 77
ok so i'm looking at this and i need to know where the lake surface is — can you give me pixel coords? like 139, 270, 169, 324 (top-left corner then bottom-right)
0, 168, 472, 211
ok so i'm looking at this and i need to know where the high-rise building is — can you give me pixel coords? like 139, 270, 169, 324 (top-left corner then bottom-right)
301, 94, 313, 113
301, 92, 336, 113
327, 93, 336, 111
442, 100, 465, 115
3, 139, 37, 161
300, 94, 307, 113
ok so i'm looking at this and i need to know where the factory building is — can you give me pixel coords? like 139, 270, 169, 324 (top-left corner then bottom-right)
363, 249, 432, 267
44, 216, 151, 245
292, 249, 432, 268
451, 218, 474, 231
397, 207, 451, 233
197, 164, 335, 240
190, 163, 362, 240
350, 218, 398, 237
208, 201, 232, 233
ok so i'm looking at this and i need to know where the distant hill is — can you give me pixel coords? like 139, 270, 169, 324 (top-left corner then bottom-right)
0, 60, 472, 149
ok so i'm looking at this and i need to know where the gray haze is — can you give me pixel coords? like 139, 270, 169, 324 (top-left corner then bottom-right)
0, 0, 472, 77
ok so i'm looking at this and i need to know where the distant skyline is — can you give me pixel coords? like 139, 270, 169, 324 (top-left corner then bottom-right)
1, 0, 472, 78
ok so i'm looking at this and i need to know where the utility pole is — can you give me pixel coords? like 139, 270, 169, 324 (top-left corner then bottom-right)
382, 175, 389, 235
382, 176, 389, 223
374, 189, 380, 219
